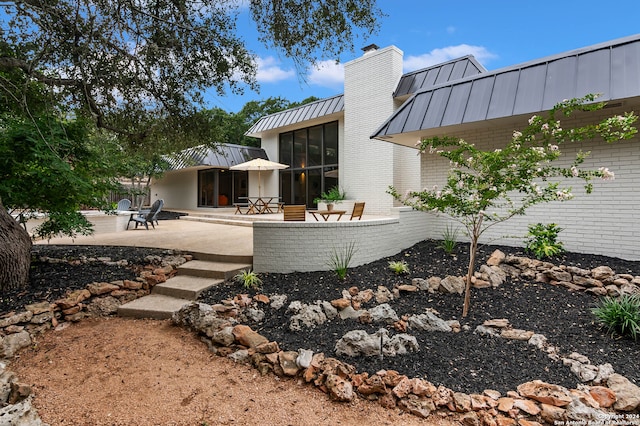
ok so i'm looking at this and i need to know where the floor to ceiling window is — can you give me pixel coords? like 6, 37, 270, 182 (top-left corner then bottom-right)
197, 169, 247, 207
278, 121, 338, 207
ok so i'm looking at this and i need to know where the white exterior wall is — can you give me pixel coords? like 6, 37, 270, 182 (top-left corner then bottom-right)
252, 208, 431, 273
151, 169, 198, 210
343, 46, 404, 215
418, 106, 640, 261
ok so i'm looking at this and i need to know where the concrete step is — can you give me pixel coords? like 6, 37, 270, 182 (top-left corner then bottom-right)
177, 260, 252, 280
153, 275, 224, 300
117, 294, 192, 320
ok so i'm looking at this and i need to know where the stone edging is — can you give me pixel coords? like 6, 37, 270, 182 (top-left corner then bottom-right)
0, 250, 639, 425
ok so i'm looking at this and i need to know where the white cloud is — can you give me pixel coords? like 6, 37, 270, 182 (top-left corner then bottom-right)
308, 60, 345, 89
403, 44, 497, 73
256, 56, 296, 83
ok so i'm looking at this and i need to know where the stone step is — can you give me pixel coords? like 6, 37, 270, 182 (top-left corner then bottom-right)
177, 260, 252, 280
153, 275, 224, 300
117, 294, 192, 320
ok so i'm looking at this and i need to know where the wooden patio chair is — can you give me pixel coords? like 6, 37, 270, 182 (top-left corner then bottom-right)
350, 202, 365, 220
283, 205, 306, 221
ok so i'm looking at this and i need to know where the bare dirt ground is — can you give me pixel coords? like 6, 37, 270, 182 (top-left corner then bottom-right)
10, 317, 462, 426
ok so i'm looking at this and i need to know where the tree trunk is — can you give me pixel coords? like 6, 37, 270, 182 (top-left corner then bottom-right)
462, 213, 484, 318
0, 201, 32, 291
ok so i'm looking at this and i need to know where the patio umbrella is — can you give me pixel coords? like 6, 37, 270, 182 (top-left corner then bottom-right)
230, 158, 289, 197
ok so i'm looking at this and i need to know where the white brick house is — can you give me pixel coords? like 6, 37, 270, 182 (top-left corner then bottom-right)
248, 35, 640, 261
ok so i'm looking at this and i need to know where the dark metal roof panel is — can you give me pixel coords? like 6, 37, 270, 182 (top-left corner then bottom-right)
372, 34, 640, 140
611, 41, 640, 99
542, 56, 578, 110
442, 82, 473, 126
246, 94, 344, 136
487, 70, 520, 119
402, 91, 433, 132
422, 87, 452, 128
164, 144, 268, 171
393, 56, 486, 98
513, 64, 547, 115
462, 76, 495, 123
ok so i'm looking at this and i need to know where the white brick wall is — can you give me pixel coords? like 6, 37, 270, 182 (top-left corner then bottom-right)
418, 106, 640, 261
252, 208, 431, 273
343, 46, 405, 215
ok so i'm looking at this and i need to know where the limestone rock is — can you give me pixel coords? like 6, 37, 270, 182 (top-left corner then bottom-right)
501, 329, 534, 341
440, 276, 465, 294
232, 325, 268, 348
607, 373, 640, 411
374, 286, 394, 303
269, 294, 287, 310
591, 266, 615, 281
325, 374, 353, 402
517, 380, 572, 407
338, 306, 361, 320
0, 312, 33, 328
408, 312, 452, 332
279, 351, 300, 376
487, 250, 506, 266
0, 396, 47, 426
330, 298, 351, 310
0, 332, 31, 358
513, 398, 540, 415
588, 386, 616, 408
368, 303, 399, 324
296, 349, 313, 369
210, 327, 235, 347
86, 296, 120, 317
335, 330, 381, 357
320, 301, 338, 320
23, 302, 52, 315
87, 282, 120, 295
398, 395, 435, 418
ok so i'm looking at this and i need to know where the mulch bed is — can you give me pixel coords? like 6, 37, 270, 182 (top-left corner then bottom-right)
14, 239, 640, 396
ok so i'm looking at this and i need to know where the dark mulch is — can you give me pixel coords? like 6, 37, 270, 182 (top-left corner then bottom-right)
13, 240, 640, 396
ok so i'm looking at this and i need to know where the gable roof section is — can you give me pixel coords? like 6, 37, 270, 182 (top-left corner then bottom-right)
245, 94, 344, 137
164, 143, 267, 171
394, 55, 486, 99
372, 34, 640, 143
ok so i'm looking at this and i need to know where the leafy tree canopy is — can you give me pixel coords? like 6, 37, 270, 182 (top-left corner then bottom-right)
0, 0, 382, 149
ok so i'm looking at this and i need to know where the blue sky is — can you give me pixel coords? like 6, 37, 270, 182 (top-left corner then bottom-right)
207, 1, 640, 112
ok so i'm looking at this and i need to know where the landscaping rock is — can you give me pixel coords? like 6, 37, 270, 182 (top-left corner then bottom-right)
607, 373, 640, 411
517, 380, 572, 407
0, 332, 31, 359
440, 276, 465, 294
407, 312, 451, 332
368, 303, 398, 324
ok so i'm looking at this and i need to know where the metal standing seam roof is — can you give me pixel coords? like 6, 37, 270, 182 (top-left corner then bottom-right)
394, 55, 486, 99
372, 34, 640, 141
244, 54, 488, 137
163, 143, 268, 171
245, 94, 345, 137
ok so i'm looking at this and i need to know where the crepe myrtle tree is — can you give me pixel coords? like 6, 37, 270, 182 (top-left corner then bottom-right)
389, 95, 637, 317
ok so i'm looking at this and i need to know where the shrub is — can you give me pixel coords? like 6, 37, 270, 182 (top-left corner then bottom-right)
313, 185, 347, 204
233, 269, 262, 290
438, 225, 459, 254
524, 223, 565, 259
592, 294, 640, 340
328, 241, 357, 280
388, 260, 409, 275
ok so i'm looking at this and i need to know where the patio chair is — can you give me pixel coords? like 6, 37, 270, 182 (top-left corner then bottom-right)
116, 199, 131, 211
350, 202, 365, 220
127, 199, 163, 230
283, 205, 306, 221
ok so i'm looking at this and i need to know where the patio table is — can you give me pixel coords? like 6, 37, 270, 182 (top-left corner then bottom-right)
311, 210, 346, 221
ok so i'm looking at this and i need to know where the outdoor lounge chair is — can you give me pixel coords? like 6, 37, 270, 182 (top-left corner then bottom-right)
350, 202, 365, 220
283, 205, 306, 221
127, 199, 163, 230
116, 199, 131, 211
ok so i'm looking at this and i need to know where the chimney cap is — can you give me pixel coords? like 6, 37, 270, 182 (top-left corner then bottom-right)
361, 44, 379, 53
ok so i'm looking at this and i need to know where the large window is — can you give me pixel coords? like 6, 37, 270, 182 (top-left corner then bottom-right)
279, 121, 339, 207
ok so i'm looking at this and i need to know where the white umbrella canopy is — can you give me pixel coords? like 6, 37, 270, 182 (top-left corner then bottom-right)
230, 158, 289, 197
